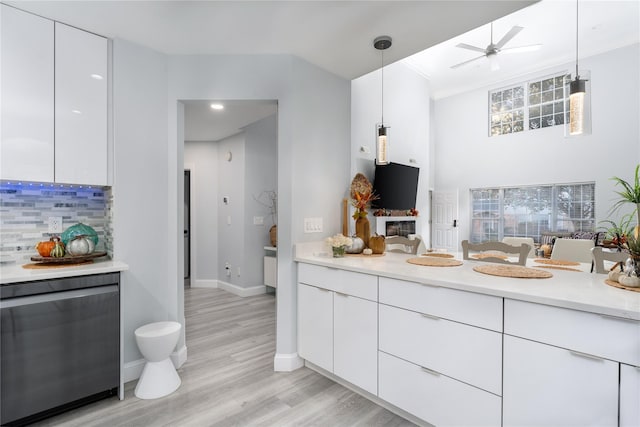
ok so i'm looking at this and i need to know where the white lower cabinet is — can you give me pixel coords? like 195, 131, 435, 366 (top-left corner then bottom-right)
620, 364, 640, 427
379, 351, 502, 427
297, 265, 378, 394
334, 293, 377, 395
503, 335, 619, 427
297, 283, 333, 372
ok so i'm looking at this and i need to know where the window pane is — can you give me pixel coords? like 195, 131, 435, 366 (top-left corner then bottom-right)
554, 76, 565, 87
503, 89, 513, 100
514, 86, 524, 98
513, 121, 524, 132
514, 109, 524, 121
529, 118, 540, 129
529, 105, 541, 118
542, 78, 555, 91
491, 126, 502, 136
541, 91, 554, 103
542, 116, 555, 127
529, 82, 540, 94
554, 101, 564, 114
554, 113, 565, 125
529, 93, 541, 104
554, 88, 564, 100
491, 114, 501, 125
542, 104, 553, 116
513, 97, 524, 108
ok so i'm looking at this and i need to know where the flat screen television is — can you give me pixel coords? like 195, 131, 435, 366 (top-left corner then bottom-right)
371, 162, 420, 210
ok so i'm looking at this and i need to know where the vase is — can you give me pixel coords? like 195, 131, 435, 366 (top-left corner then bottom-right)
332, 245, 346, 258
355, 215, 370, 247
269, 225, 277, 247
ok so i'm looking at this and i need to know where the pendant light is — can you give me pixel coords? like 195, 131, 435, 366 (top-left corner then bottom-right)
569, 0, 589, 136
374, 35, 392, 165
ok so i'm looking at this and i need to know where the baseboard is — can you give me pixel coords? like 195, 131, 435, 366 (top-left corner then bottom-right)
273, 352, 305, 372
217, 280, 266, 297
192, 279, 218, 288
123, 345, 188, 384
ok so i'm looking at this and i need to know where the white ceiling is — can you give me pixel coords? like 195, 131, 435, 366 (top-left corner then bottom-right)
5, 0, 535, 80
183, 100, 277, 141
403, 0, 640, 99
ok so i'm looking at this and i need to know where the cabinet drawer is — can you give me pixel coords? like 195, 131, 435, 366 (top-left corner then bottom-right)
298, 263, 377, 301
379, 351, 501, 427
379, 277, 502, 331
379, 304, 502, 395
505, 299, 640, 365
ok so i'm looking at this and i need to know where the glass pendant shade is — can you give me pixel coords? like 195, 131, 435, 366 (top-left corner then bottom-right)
376, 125, 388, 165
566, 71, 591, 136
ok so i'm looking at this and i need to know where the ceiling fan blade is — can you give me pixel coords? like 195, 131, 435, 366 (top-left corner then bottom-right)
500, 44, 542, 54
495, 25, 523, 49
455, 43, 487, 54
450, 55, 486, 69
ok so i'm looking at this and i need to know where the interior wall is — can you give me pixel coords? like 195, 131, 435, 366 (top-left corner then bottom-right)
244, 114, 278, 288
433, 43, 640, 246
184, 140, 219, 286
112, 38, 175, 363
217, 133, 246, 286
351, 61, 431, 240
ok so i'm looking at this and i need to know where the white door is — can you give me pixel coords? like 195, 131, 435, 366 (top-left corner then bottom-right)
432, 191, 459, 251
333, 293, 378, 395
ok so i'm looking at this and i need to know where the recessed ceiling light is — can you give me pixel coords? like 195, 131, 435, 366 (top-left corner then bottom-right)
91, 74, 104, 80
210, 103, 224, 110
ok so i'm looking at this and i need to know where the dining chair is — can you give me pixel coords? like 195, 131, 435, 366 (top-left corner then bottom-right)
502, 237, 535, 258
386, 235, 421, 254
461, 240, 529, 266
550, 238, 594, 263
591, 247, 629, 274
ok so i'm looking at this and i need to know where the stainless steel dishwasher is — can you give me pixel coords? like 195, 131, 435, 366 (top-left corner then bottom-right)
1, 272, 120, 426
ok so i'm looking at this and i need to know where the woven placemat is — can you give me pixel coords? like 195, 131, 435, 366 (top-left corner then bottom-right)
23, 260, 94, 269
471, 253, 508, 260
604, 279, 640, 293
345, 253, 385, 258
422, 253, 454, 258
534, 258, 580, 266
407, 257, 462, 267
536, 265, 582, 272
473, 264, 553, 279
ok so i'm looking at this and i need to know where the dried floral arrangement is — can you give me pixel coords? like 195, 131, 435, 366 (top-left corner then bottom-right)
349, 173, 378, 219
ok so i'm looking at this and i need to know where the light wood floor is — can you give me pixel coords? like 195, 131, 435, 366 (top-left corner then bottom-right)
34, 287, 416, 426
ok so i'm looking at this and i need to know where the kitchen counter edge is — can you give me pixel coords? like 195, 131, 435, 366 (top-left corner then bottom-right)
0, 260, 129, 284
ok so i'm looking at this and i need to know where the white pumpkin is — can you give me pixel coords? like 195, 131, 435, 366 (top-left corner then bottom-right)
67, 235, 95, 256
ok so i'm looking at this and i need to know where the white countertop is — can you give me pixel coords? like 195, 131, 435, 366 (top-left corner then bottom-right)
294, 242, 640, 321
0, 259, 129, 284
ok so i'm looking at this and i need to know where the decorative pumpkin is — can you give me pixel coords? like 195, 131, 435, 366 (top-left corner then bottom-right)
369, 234, 386, 254
345, 236, 365, 254
35, 237, 59, 257
50, 238, 66, 258
61, 223, 98, 246
66, 235, 95, 256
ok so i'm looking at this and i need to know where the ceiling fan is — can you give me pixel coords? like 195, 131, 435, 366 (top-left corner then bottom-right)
451, 23, 541, 70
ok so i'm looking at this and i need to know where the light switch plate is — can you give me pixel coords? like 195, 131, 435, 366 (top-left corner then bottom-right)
303, 217, 323, 233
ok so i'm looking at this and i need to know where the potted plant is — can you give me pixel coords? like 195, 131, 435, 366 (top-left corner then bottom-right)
611, 164, 640, 238
598, 212, 636, 250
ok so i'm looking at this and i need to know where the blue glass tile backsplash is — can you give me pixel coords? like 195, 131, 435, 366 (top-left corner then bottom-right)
0, 182, 113, 265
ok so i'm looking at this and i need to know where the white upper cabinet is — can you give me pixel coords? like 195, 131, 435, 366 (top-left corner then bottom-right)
55, 23, 108, 186
1, 5, 54, 182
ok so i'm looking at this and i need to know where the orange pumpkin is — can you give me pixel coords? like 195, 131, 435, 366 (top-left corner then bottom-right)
369, 234, 386, 254
35, 236, 62, 257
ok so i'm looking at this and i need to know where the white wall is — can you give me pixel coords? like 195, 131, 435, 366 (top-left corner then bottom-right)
184, 141, 219, 286
112, 39, 176, 364
244, 114, 278, 288
351, 61, 431, 241
433, 44, 640, 246
217, 133, 246, 285
167, 54, 350, 369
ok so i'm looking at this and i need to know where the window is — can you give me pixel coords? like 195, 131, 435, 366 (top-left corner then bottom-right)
470, 182, 595, 243
489, 72, 568, 137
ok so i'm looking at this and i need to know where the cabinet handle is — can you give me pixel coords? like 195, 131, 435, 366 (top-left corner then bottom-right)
317, 287, 330, 292
335, 292, 349, 298
598, 313, 638, 324
569, 350, 604, 362
421, 313, 440, 321
420, 366, 441, 377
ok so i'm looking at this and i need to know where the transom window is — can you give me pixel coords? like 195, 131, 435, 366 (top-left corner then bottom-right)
489, 73, 569, 137
470, 183, 595, 243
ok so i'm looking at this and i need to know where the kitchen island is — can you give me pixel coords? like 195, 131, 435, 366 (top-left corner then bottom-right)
0, 258, 128, 284
294, 242, 640, 427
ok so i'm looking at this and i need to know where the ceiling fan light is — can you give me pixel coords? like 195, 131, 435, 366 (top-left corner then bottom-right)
488, 53, 500, 71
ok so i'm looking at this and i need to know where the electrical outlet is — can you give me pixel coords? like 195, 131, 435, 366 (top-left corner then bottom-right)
48, 217, 63, 233
253, 216, 264, 225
